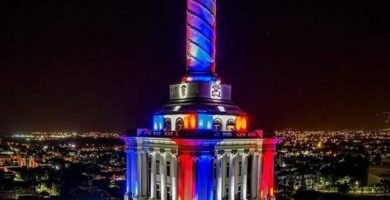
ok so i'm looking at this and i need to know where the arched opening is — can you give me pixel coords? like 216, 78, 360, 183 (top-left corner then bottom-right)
213, 118, 223, 131
226, 119, 235, 131
175, 118, 184, 131
164, 118, 172, 131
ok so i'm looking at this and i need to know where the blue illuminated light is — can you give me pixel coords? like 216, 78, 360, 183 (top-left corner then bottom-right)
186, 0, 216, 74
196, 155, 214, 200
198, 114, 213, 130
129, 151, 139, 196
126, 152, 131, 193
153, 115, 164, 130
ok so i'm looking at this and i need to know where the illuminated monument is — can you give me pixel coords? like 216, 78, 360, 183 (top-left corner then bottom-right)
122, 0, 279, 199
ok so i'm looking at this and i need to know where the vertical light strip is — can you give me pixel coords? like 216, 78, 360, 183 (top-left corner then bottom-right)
178, 154, 195, 200
196, 155, 214, 200
261, 148, 275, 199
130, 150, 139, 197
126, 148, 132, 194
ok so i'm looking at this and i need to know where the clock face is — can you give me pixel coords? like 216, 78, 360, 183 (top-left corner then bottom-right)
210, 83, 222, 99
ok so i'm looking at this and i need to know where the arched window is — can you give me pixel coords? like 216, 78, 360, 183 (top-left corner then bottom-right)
226, 119, 235, 131
175, 118, 184, 131
164, 118, 172, 131
213, 118, 223, 131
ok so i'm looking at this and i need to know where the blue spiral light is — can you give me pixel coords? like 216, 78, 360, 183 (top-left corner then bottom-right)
186, 0, 217, 75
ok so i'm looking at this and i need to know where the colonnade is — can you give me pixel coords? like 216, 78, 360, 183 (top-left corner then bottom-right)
124, 145, 276, 200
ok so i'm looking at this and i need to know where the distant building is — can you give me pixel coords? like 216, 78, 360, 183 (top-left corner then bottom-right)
17, 155, 39, 168
368, 158, 390, 185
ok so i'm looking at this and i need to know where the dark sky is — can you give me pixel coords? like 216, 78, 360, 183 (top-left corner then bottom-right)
0, 0, 389, 133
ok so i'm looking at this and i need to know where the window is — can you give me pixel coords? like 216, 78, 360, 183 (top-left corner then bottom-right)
226, 119, 235, 131
176, 118, 184, 131
164, 118, 172, 131
213, 118, 223, 131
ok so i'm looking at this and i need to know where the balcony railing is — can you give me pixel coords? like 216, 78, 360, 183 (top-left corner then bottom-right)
123, 129, 275, 139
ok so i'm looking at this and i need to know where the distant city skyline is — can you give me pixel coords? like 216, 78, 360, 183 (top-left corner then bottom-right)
0, 0, 389, 132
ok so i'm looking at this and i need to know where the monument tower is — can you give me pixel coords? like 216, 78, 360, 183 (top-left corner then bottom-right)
122, 0, 279, 199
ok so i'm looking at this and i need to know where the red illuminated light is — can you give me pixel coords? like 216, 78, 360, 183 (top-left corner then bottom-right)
178, 154, 195, 200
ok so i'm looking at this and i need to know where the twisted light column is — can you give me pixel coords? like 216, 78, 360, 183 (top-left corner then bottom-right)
186, 0, 217, 75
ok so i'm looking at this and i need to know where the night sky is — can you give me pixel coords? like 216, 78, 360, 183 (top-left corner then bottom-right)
0, 0, 389, 133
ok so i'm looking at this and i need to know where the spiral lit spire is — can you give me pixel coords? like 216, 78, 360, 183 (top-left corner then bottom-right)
186, 0, 217, 77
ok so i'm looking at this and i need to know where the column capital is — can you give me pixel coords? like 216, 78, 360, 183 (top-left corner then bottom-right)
216, 153, 224, 159
160, 151, 167, 157
168, 151, 178, 157
249, 148, 257, 154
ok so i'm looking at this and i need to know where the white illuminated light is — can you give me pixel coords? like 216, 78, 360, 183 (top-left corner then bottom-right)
173, 106, 181, 112
217, 106, 225, 112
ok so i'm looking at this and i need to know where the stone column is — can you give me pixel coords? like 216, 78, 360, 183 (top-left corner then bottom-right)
141, 152, 148, 197
124, 147, 132, 200
257, 152, 263, 200
135, 151, 148, 199
170, 154, 178, 200
240, 152, 248, 200
160, 152, 167, 200
216, 153, 223, 200
251, 151, 259, 199
150, 152, 157, 199
221, 153, 227, 198
228, 153, 236, 200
